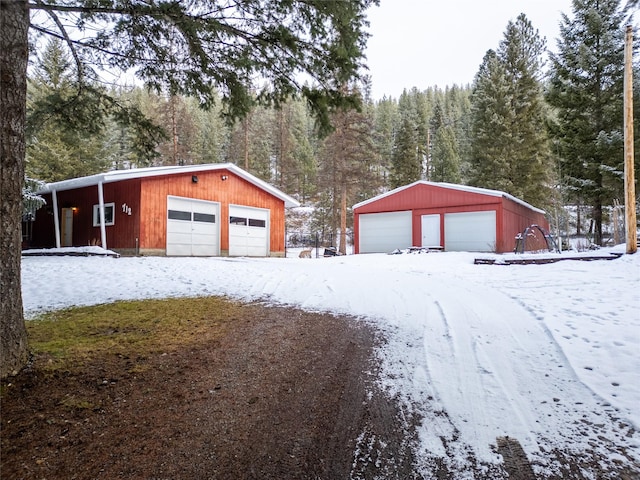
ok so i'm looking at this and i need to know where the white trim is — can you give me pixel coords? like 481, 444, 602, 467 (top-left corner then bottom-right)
97, 182, 108, 249
92, 202, 115, 227
52, 189, 61, 248
353, 180, 546, 215
37, 163, 300, 208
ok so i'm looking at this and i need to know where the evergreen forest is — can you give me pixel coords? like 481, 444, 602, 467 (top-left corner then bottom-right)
25, 1, 640, 250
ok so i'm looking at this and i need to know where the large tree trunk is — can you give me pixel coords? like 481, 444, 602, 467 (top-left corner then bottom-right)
1, 0, 30, 379
170, 95, 179, 165
243, 113, 251, 172
593, 202, 604, 246
339, 181, 347, 255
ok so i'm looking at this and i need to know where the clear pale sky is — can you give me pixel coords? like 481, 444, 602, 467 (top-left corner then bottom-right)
364, 0, 575, 99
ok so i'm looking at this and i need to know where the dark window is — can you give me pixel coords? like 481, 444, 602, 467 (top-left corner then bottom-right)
248, 218, 266, 228
230, 216, 247, 225
93, 203, 115, 226
168, 210, 192, 221
194, 212, 216, 223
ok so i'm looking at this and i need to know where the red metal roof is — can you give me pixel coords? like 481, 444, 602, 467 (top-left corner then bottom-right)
353, 181, 545, 215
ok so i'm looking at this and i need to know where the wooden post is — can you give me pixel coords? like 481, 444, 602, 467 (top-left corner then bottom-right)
624, 25, 637, 254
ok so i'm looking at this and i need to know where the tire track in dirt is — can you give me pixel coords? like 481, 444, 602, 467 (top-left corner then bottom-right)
1, 303, 419, 480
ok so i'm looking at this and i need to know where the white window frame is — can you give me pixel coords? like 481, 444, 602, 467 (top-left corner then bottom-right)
93, 202, 115, 227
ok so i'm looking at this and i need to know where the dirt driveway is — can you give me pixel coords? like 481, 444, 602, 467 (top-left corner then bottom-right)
1, 303, 419, 479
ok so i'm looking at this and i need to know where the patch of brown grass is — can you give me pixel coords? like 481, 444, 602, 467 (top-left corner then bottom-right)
26, 296, 244, 372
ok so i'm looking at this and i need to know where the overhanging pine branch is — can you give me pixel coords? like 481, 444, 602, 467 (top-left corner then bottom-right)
33, 0, 85, 84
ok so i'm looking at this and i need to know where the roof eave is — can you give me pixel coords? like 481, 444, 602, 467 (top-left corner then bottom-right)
37, 163, 300, 208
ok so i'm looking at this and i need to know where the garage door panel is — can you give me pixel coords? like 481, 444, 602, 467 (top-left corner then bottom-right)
229, 205, 269, 257
167, 197, 220, 256
359, 211, 412, 253
245, 233, 265, 244
166, 231, 192, 243
167, 222, 190, 235
191, 221, 215, 234
170, 245, 192, 256
191, 231, 217, 244
191, 242, 218, 256
444, 211, 496, 252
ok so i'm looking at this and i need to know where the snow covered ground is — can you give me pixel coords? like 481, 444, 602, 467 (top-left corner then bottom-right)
21, 246, 639, 477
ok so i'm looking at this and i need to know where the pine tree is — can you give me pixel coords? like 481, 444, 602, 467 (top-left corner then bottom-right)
499, 14, 553, 207
431, 125, 461, 183
546, 0, 629, 245
469, 15, 552, 208
428, 88, 470, 184
187, 95, 229, 165
290, 103, 319, 203
445, 85, 472, 182
226, 103, 275, 180
26, 39, 113, 181
373, 96, 400, 183
394, 88, 432, 184
390, 115, 421, 188
108, 87, 166, 168
469, 50, 512, 191
153, 94, 198, 165
317, 86, 378, 254
1, 0, 378, 378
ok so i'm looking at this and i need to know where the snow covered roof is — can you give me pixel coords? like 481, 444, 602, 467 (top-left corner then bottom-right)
353, 180, 545, 214
37, 163, 300, 208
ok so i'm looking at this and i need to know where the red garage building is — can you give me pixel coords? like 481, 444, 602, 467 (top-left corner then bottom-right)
27, 163, 299, 257
353, 181, 549, 254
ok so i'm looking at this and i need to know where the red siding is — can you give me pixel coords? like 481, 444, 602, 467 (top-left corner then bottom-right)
28, 168, 287, 255
355, 183, 499, 215
499, 197, 549, 253
28, 194, 57, 248
354, 183, 548, 254
28, 180, 142, 250
139, 169, 285, 253
103, 179, 142, 250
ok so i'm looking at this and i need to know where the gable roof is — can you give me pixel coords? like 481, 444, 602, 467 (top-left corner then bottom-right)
353, 180, 545, 214
38, 163, 300, 208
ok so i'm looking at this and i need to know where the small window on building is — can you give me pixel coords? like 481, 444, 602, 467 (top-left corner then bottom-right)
168, 210, 192, 221
248, 218, 266, 228
230, 216, 247, 226
93, 202, 115, 226
193, 212, 216, 223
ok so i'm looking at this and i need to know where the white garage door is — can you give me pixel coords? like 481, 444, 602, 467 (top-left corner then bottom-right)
167, 196, 220, 256
444, 211, 496, 252
229, 205, 269, 257
358, 211, 412, 253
